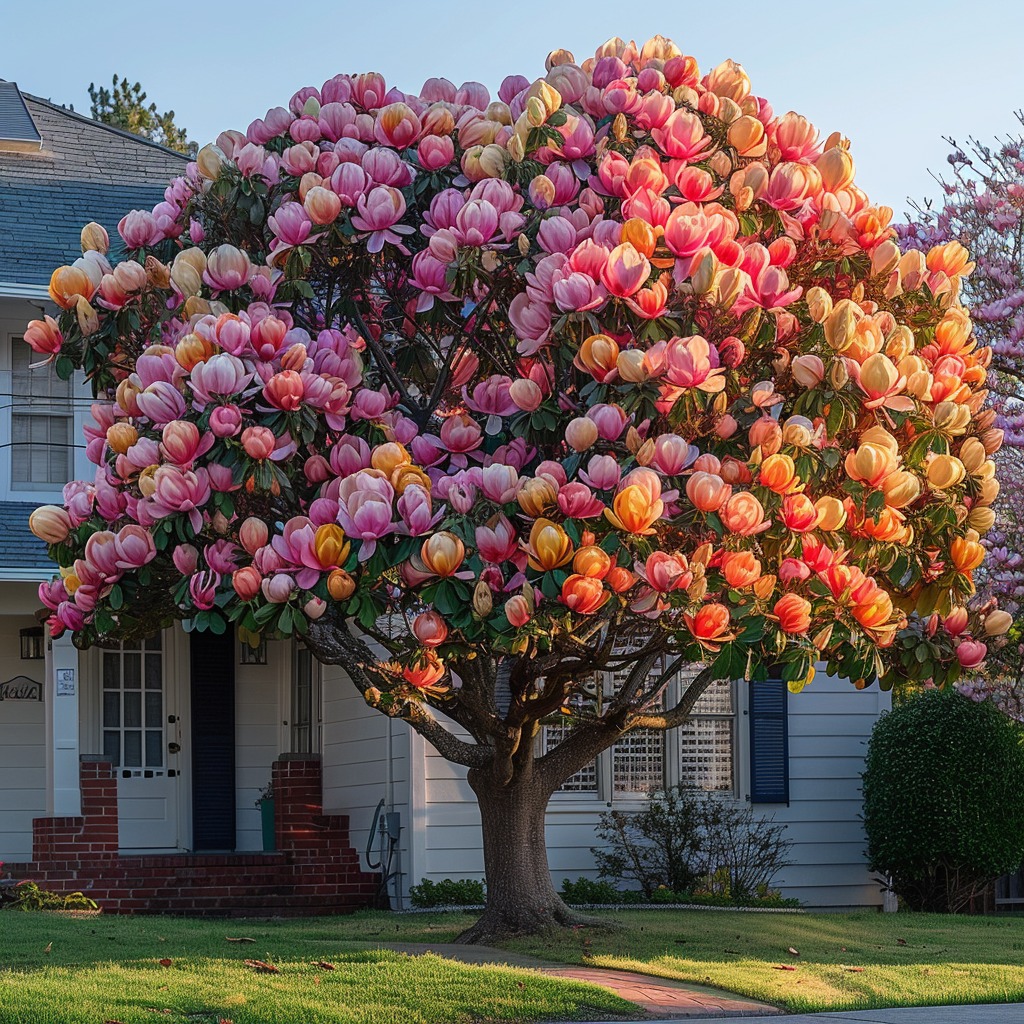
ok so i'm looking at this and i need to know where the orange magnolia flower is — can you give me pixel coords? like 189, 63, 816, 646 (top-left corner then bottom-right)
573, 545, 612, 579
314, 523, 350, 568
721, 550, 761, 588
852, 589, 894, 630
420, 532, 466, 577
719, 491, 769, 535
950, 535, 985, 573
759, 453, 799, 494
402, 652, 447, 690
560, 574, 610, 615
605, 565, 637, 592
774, 593, 812, 634
524, 519, 574, 571
48, 264, 96, 309
780, 493, 820, 532
684, 603, 733, 648
604, 484, 664, 535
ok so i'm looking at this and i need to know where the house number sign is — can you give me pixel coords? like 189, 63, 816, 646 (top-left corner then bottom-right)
55, 669, 76, 696
0, 676, 43, 701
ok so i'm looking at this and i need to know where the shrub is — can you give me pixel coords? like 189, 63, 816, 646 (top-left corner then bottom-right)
862, 689, 1024, 912
0, 879, 97, 912
408, 877, 485, 909
593, 786, 792, 899
559, 877, 627, 905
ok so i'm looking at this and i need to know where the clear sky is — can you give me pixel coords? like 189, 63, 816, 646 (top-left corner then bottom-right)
4, 0, 1023, 217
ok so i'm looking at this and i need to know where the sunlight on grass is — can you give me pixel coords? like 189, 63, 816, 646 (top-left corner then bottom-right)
505, 909, 1024, 1013
0, 917, 631, 1024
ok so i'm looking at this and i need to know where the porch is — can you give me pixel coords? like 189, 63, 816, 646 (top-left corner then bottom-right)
5, 755, 379, 915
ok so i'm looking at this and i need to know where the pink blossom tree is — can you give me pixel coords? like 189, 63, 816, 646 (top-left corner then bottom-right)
28, 35, 1006, 940
900, 118, 1024, 716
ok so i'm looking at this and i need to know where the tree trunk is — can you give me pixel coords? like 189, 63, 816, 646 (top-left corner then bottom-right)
455, 767, 602, 944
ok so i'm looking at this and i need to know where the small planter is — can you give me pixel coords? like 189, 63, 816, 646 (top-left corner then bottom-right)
259, 797, 276, 852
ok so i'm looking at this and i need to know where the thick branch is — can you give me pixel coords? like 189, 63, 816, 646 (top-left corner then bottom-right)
305, 614, 492, 769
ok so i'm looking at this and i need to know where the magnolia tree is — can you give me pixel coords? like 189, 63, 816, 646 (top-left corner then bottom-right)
899, 118, 1024, 716
27, 35, 1007, 940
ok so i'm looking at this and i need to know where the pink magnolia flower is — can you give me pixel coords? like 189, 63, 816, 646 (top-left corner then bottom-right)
637, 551, 692, 593
480, 464, 520, 504
651, 108, 713, 161
557, 482, 605, 518
351, 185, 413, 253
148, 467, 212, 533
601, 242, 651, 297
161, 420, 214, 467
203, 245, 252, 291
475, 515, 520, 564
398, 484, 442, 536
660, 336, 726, 403
464, 376, 517, 433
136, 382, 187, 426
189, 570, 221, 611
580, 454, 621, 490
269, 202, 313, 247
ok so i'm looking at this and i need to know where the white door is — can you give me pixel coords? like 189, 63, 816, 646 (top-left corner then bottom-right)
100, 633, 182, 851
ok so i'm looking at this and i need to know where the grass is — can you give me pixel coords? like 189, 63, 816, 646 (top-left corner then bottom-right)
0, 913, 633, 1024
3, 909, 1024, 1019
503, 908, 1024, 1014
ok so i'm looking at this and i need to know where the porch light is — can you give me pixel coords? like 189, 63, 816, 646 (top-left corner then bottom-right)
240, 636, 268, 665
20, 627, 44, 660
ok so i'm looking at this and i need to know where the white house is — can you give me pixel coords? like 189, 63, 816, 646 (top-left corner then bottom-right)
0, 80, 890, 913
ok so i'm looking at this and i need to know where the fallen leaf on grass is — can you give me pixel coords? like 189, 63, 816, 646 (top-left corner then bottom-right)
772, 965, 798, 971
846, 967, 865, 973
43, 942, 52, 954
787, 947, 800, 956
143, 1009, 172, 1015
897, 938, 907, 946
724, 949, 741, 954
158, 959, 172, 968
225, 937, 256, 944
243, 959, 280, 974
313, 961, 335, 971
104, 1019, 126, 1023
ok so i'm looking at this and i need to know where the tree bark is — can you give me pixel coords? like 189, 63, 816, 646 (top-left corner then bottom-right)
455, 767, 604, 944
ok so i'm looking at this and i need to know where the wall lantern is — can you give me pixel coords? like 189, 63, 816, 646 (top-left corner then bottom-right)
20, 627, 44, 660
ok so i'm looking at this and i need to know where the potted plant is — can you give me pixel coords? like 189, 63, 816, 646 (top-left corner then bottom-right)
255, 783, 275, 852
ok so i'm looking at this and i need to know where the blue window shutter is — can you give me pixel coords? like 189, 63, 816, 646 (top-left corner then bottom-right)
749, 677, 789, 804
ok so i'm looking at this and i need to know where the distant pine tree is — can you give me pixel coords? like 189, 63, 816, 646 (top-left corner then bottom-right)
88, 76, 196, 156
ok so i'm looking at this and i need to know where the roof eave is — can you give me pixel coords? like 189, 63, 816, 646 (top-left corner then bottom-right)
0, 281, 52, 301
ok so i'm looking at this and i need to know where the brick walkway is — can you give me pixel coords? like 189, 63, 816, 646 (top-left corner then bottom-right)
380, 942, 781, 1019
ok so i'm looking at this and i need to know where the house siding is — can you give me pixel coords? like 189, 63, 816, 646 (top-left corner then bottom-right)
408, 670, 888, 908
321, 664, 411, 903
233, 641, 286, 851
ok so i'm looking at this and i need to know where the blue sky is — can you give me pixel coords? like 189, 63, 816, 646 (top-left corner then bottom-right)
5, 1, 1022, 216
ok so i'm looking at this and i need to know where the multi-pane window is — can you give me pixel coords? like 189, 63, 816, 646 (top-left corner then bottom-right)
10, 340, 73, 488
542, 716, 598, 793
543, 659, 736, 800
102, 635, 164, 772
291, 644, 322, 753
679, 674, 735, 792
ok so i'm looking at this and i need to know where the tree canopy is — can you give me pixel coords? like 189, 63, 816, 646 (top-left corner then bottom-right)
88, 76, 196, 156
27, 32, 1009, 937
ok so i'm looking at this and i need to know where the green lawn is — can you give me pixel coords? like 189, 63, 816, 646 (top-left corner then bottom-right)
3, 909, 1024, 1020
503, 908, 1024, 1014
0, 913, 632, 1024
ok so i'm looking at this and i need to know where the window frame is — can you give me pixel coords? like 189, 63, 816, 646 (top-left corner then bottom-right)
542, 663, 739, 807
290, 641, 323, 754
2, 327, 88, 503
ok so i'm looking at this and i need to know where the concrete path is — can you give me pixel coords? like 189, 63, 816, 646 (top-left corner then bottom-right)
380, 941, 780, 1017
593, 1006, 1024, 1024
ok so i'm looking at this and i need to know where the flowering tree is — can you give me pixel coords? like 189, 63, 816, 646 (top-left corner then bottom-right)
899, 118, 1023, 717
27, 35, 1007, 941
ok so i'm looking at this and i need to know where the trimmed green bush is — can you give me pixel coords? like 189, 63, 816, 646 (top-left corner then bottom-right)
408, 877, 485, 908
862, 689, 1024, 912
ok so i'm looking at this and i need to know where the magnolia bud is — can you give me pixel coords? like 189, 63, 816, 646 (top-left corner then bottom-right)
81, 222, 110, 254
197, 143, 227, 181
829, 359, 849, 389
145, 255, 171, 289
76, 296, 100, 335
472, 580, 493, 618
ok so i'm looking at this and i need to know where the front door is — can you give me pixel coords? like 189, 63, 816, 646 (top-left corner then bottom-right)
100, 633, 182, 851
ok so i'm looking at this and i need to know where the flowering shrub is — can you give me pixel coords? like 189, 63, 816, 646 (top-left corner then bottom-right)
23, 32, 1008, 938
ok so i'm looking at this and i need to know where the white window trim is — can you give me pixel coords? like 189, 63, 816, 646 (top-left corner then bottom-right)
1, 323, 91, 503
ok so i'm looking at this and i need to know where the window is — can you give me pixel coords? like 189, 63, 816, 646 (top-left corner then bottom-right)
291, 644, 322, 753
10, 340, 73, 489
679, 670, 735, 792
542, 660, 737, 801
102, 634, 164, 773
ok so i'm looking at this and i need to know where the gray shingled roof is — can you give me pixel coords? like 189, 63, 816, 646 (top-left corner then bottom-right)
0, 82, 41, 143
0, 89, 188, 290
0, 502, 52, 572
0, 181, 178, 287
